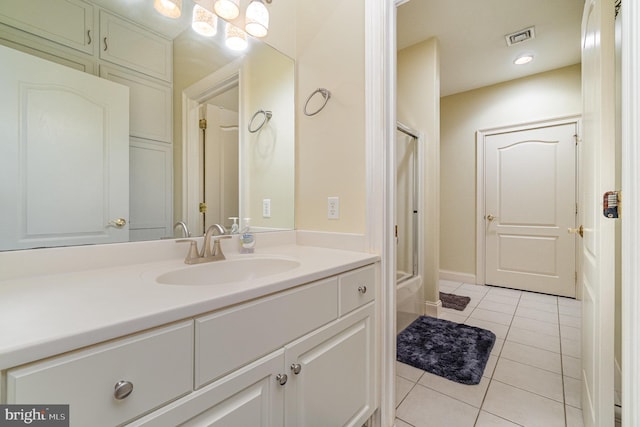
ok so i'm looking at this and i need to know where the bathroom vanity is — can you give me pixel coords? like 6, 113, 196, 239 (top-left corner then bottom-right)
0, 236, 379, 426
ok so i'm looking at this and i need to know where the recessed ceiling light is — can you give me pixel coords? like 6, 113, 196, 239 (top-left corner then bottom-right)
514, 54, 534, 65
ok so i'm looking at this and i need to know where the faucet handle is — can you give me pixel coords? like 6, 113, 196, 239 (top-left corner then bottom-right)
176, 239, 200, 264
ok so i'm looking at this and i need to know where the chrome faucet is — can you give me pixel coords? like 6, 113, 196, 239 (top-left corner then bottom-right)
173, 221, 190, 238
176, 224, 231, 264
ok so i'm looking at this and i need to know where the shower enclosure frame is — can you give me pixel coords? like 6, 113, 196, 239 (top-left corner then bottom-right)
396, 121, 424, 285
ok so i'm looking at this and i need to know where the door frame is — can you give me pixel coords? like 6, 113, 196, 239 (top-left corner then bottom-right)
475, 116, 581, 292
621, 1, 640, 424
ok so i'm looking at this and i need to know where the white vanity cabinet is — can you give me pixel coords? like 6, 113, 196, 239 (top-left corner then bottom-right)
129, 263, 378, 427
5, 321, 194, 427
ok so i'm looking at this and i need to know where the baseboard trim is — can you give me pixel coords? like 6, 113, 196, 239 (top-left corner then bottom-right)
424, 299, 442, 317
439, 270, 477, 284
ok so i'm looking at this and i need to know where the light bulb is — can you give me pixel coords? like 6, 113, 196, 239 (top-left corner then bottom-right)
192, 5, 218, 37
514, 54, 534, 65
154, 0, 182, 19
245, 0, 269, 38
213, 0, 240, 20
225, 23, 248, 51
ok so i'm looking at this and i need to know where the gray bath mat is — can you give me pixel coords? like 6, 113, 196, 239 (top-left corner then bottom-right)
396, 316, 496, 385
440, 292, 471, 311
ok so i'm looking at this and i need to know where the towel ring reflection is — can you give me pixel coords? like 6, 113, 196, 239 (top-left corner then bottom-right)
304, 88, 331, 116
248, 109, 272, 133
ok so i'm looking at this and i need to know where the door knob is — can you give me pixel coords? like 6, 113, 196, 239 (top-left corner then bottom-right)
108, 218, 127, 228
568, 225, 584, 238
486, 214, 496, 221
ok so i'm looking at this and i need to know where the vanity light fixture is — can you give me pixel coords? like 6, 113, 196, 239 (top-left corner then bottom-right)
514, 54, 534, 65
192, 4, 218, 37
154, 0, 182, 19
245, 0, 269, 38
225, 23, 248, 51
213, 0, 240, 20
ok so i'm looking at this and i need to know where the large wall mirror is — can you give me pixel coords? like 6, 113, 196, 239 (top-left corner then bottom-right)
0, 0, 295, 251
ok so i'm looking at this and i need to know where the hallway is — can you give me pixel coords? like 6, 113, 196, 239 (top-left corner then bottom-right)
395, 281, 583, 427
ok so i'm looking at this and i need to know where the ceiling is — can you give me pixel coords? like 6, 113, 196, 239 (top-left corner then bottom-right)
397, 0, 585, 97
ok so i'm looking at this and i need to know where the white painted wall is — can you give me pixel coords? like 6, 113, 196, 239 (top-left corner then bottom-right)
440, 64, 582, 277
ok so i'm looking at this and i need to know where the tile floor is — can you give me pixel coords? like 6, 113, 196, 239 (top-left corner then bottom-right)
395, 280, 584, 427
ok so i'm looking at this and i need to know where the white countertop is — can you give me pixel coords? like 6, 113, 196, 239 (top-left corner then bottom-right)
0, 243, 378, 370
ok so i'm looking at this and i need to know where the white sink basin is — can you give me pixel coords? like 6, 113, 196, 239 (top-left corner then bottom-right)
156, 257, 301, 286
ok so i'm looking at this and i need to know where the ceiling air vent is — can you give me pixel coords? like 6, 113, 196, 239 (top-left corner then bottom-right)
505, 26, 536, 46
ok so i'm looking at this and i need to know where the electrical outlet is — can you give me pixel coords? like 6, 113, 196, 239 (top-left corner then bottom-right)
328, 196, 339, 219
262, 198, 271, 218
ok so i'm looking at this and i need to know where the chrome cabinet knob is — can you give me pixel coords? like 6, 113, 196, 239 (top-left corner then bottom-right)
358, 285, 367, 294
276, 373, 288, 386
114, 380, 133, 400
290, 363, 302, 375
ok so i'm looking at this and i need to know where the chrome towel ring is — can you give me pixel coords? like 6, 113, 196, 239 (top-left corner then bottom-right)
248, 109, 272, 133
304, 88, 331, 116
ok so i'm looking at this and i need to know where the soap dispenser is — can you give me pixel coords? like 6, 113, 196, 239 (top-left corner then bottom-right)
229, 217, 239, 234
239, 218, 255, 253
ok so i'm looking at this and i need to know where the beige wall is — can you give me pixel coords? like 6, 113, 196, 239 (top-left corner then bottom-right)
440, 64, 582, 277
295, 0, 366, 233
397, 38, 440, 304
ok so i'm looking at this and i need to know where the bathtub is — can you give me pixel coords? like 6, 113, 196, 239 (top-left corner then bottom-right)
396, 273, 423, 333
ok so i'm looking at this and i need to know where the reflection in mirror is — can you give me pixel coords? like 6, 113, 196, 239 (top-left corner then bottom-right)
0, 0, 294, 251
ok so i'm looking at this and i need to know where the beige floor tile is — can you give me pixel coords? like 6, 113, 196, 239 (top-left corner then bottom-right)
514, 306, 559, 324
439, 311, 468, 324
559, 303, 582, 318
500, 341, 562, 374
520, 292, 558, 305
564, 376, 582, 408
484, 355, 499, 378
482, 381, 565, 427
397, 375, 415, 408
439, 279, 463, 288
459, 283, 489, 293
558, 297, 581, 307
563, 355, 582, 379
481, 293, 521, 305
475, 411, 523, 427
469, 308, 514, 326
465, 318, 510, 339
485, 286, 523, 298
560, 324, 581, 341
491, 338, 505, 357
561, 337, 582, 359
395, 418, 414, 427
506, 327, 561, 353
560, 314, 582, 328
517, 299, 559, 314
493, 358, 564, 402
477, 300, 517, 315
566, 405, 586, 427
397, 361, 424, 382
418, 371, 490, 408
439, 284, 460, 294
396, 384, 479, 427
511, 316, 560, 337
443, 304, 476, 317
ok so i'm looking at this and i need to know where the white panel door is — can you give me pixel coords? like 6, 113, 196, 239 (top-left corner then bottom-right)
581, 0, 616, 425
485, 122, 577, 297
0, 45, 129, 250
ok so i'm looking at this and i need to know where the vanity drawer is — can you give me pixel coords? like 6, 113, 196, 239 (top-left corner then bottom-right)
195, 277, 338, 388
6, 321, 193, 427
339, 265, 376, 316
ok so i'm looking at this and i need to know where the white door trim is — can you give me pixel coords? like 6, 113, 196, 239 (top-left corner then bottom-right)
475, 115, 581, 287
621, 1, 640, 425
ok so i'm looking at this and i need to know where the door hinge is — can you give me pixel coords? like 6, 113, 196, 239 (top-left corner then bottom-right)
603, 191, 621, 218
574, 134, 579, 145
199, 202, 207, 213
199, 118, 207, 130
576, 203, 578, 215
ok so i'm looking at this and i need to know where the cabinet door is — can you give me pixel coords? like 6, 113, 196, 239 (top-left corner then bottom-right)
127, 349, 285, 427
129, 138, 173, 242
0, 0, 94, 54
101, 65, 173, 143
99, 11, 172, 82
284, 304, 376, 427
